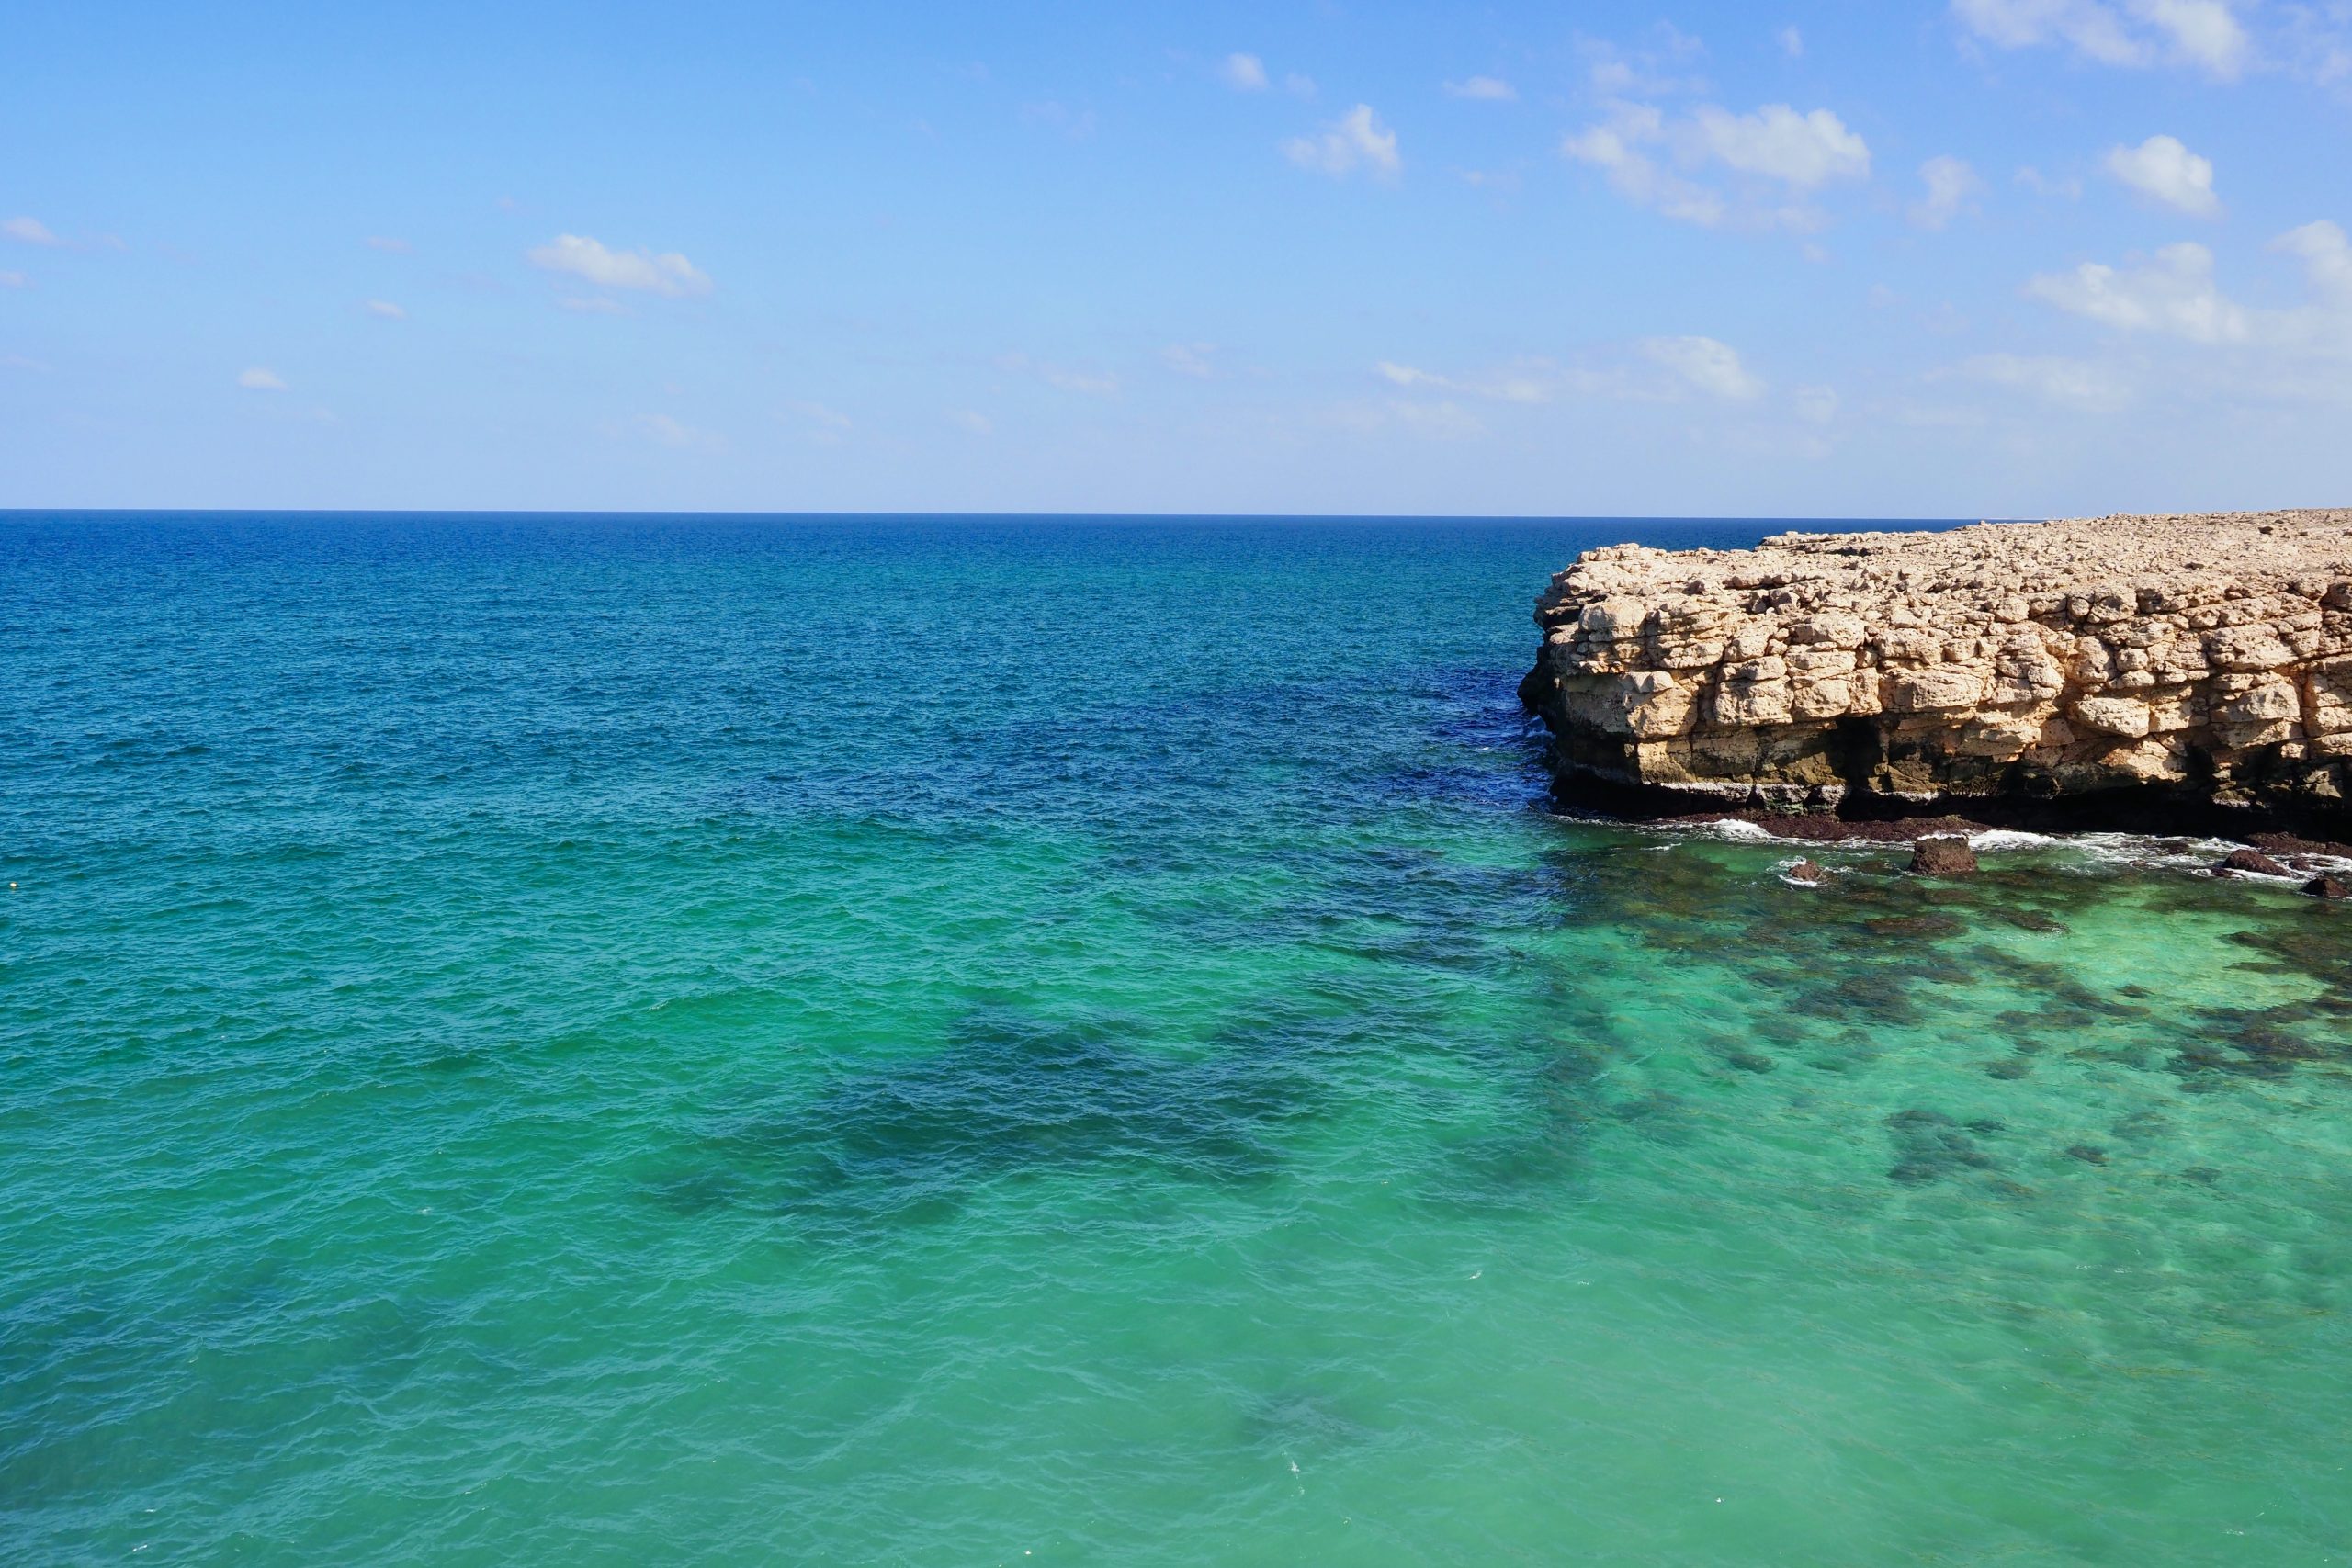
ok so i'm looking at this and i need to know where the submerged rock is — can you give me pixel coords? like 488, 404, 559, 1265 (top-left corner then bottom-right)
1909, 836, 1979, 876
1884, 1108, 1996, 1184
1786, 858, 1826, 885
1520, 509, 2352, 835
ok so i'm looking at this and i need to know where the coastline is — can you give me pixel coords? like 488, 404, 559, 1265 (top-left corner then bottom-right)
1521, 508, 2352, 844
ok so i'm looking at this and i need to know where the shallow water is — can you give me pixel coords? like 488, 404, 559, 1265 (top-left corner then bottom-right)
5, 514, 2349, 1565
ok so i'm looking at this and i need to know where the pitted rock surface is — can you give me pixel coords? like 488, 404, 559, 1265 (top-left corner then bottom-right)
1521, 509, 2352, 830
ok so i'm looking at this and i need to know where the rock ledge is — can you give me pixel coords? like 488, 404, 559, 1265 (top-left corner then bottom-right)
1520, 509, 2352, 835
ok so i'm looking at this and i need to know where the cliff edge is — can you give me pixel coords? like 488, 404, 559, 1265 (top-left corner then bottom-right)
1520, 509, 2352, 835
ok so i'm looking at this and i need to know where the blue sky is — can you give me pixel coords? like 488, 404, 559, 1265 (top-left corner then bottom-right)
5, 0, 2349, 516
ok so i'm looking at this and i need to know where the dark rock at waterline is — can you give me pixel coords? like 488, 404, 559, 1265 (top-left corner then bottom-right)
2304, 874, 2352, 900
2219, 848, 2293, 877
2250, 830, 2352, 858
1786, 859, 1826, 885
1908, 836, 1978, 876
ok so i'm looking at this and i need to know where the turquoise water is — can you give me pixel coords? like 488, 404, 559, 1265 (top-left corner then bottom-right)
6, 514, 2350, 1566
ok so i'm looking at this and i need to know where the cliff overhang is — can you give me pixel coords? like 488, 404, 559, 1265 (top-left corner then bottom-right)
1520, 510, 2352, 838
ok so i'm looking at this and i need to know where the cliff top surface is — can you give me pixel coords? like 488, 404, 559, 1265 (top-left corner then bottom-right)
1552, 509, 2352, 609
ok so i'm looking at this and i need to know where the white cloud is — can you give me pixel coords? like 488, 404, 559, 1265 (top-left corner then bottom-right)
1911, 155, 1985, 230
365, 235, 412, 254
1563, 101, 1869, 230
1220, 52, 1269, 90
1162, 343, 1216, 378
2016, 165, 2085, 199
526, 233, 712, 297
1793, 384, 1841, 423
1283, 105, 1401, 179
1285, 73, 1317, 98
2277, 220, 2352, 299
1951, 0, 2252, 77
0, 270, 28, 288
1374, 359, 1563, 402
559, 297, 628, 315
1956, 0, 2146, 62
1442, 75, 1518, 100
3, 216, 61, 246
1326, 399, 1487, 440
1778, 25, 1805, 57
1386, 400, 1484, 438
2103, 134, 2220, 217
1643, 335, 1767, 399
997, 352, 1119, 396
2026, 241, 2250, 342
636, 413, 726, 452
1686, 104, 1871, 187
1565, 108, 1729, 227
237, 367, 287, 391
1959, 352, 2134, 409
946, 408, 993, 434
2020, 225, 2352, 381
1579, 29, 1711, 98
1375, 339, 1768, 406
2277, 7, 2352, 84
363, 299, 407, 321
780, 400, 853, 445
1020, 101, 1098, 139
2141, 0, 2254, 74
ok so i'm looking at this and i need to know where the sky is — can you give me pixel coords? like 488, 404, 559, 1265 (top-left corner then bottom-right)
5, 0, 2351, 518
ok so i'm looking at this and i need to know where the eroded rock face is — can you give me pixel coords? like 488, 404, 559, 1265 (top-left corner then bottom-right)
1520, 509, 2352, 832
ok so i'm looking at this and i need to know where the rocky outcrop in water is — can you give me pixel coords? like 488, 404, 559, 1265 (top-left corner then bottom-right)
1909, 836, 1978, 876
1521, 510, 2352, 835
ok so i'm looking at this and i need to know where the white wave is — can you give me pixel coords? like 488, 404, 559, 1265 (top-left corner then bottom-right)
1618, 812, 2351, 884
1963, 829, 2062, 852
1689, 818, 1775, 842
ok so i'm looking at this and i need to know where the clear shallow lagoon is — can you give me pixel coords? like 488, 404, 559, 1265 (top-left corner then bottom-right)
5, 514, 2349, 1565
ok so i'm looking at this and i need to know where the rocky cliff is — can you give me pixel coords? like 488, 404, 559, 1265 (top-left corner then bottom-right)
1520, 509, 2352, 835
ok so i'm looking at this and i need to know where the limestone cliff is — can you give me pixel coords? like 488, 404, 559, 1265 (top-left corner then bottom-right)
1520, 509, 2352, 834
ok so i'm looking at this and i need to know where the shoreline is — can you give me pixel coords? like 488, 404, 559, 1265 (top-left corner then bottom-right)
1531, 771, 2352, 856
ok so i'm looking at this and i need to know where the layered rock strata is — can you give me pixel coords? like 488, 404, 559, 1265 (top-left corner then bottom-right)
1520, 509, 2352, 834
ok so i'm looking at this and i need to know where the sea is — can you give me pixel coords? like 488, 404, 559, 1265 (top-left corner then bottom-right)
5, 513, 2348, 1565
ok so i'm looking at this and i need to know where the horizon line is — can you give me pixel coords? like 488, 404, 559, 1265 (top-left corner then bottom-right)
0, 507, 2024, 524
